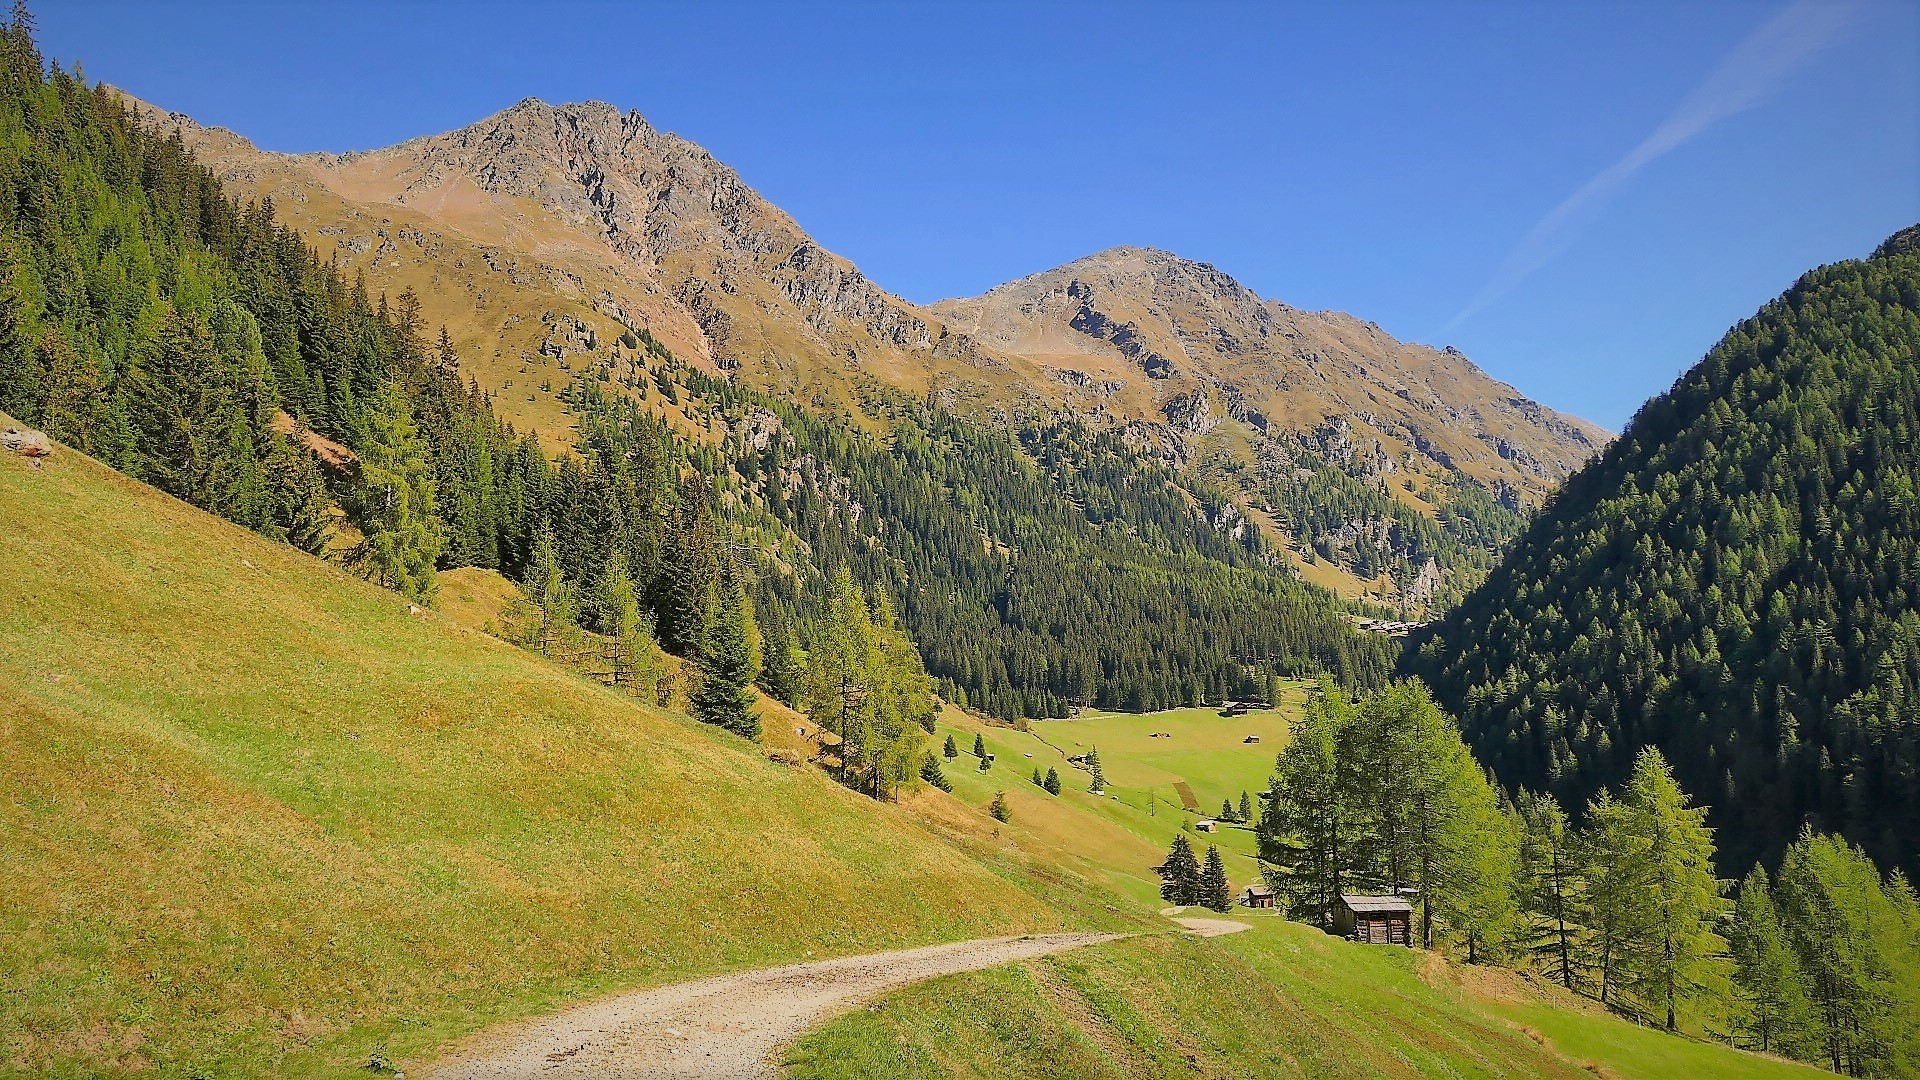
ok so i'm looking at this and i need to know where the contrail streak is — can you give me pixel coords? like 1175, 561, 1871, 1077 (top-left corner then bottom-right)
1446, 0, 1862, 332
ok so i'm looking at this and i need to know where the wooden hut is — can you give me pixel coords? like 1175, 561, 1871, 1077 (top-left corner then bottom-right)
1242, 884, 1276, 909
1334, 893, 1414, 946
1195, 819, 1218, 833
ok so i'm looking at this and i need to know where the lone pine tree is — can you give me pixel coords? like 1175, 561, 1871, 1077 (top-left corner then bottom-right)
691, 572, 760, 739
919, 754, 952, 793
1201, 845, 1232, 913
1159, 834, 1201, 906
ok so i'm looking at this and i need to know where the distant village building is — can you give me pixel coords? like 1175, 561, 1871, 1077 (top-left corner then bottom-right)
1196, 819, 1218, 833
1243, 735, 1261, 744
1334, 893, 1414, 946
1243, 884, 1276, 909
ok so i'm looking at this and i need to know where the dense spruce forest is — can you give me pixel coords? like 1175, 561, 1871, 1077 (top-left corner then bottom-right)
552, 328, 1399, 722
1412, 229, 1920, 882
696, 379, 1401, 719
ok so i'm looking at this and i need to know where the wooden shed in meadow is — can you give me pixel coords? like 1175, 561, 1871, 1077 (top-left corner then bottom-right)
1243, 884, 1276, 909
1334, 893, 1414, 946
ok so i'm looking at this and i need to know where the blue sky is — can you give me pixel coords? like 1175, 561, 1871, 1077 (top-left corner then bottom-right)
40, 1, 1919, 430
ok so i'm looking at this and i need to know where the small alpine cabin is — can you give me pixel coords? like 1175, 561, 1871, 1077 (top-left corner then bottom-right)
1243, 884, 1276, 909
1334, 893, 1414, 946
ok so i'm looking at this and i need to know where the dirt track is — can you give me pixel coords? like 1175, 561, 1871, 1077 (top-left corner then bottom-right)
420, 933, 1124, 1079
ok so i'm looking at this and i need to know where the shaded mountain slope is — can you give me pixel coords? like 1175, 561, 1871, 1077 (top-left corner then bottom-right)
1411, 229, 1920, 878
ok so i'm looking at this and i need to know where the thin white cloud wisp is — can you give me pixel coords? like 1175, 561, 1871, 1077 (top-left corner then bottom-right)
1447, 0, 1862, 331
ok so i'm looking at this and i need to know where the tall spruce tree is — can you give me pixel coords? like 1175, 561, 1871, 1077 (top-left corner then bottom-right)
691, 571, 759, 739
919, 753, 951, 793
1159, 834, 1201, 906
1201, 845, 1232, 913
754, 602, 804, 706
654, 474, 716, 656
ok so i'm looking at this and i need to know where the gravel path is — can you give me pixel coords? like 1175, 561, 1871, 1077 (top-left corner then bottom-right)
1170, 916, 1252, 937
420, 933, 1125, 1079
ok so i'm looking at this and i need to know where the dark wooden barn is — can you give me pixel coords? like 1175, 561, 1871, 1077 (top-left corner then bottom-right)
1242, 884, 1276, 909
1334, 893, 1414, 946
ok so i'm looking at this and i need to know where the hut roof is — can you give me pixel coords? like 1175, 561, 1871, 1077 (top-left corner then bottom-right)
1340, 893, 1413, 914
1244, 884, 1275, 897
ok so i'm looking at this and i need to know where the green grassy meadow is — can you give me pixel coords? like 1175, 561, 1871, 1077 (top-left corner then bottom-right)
928, 699, 1300, 904
786, 919, 1828, 1080
0, 449, 1132, 1078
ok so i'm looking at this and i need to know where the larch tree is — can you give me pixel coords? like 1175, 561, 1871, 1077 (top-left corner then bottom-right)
1619, 748, 1723, 1032
805, 568, 875, 787
1518, 790, 1583, 991
1261, 683, 1360, 927
344, 385, 445, 604
1771, 829, 1920, 1076
1728, 865, 1812, 1056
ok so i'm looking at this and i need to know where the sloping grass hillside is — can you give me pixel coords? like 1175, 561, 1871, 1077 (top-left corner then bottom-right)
785, 920, 1826, 1080
929, 708, 1287, 907
0, 446, 1118, 1078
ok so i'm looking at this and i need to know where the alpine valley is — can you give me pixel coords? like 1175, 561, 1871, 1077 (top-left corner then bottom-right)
3, 5, 1917, 1079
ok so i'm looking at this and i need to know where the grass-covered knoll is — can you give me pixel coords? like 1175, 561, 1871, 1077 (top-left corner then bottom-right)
0, 448, 1124, 1078
928, 707, 1291, 907
1041, 694, 1303, 802
785, 920, 1827, 1080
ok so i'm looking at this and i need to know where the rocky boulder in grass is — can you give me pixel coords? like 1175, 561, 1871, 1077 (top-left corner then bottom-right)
0, 414, 52, 467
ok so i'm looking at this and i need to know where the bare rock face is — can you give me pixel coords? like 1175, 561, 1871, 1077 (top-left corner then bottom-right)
932, 246, 1609, 499
301, 98, 992, 377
